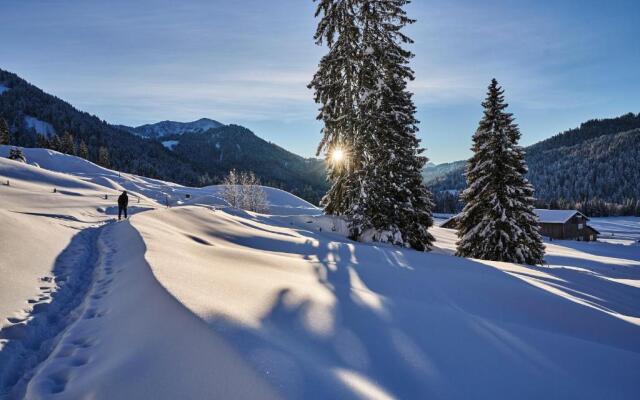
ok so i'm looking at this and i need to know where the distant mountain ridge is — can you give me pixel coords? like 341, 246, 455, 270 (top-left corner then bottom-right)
425, 113, 640, 215
119, 118, 225, 139
0, 68, 328, 203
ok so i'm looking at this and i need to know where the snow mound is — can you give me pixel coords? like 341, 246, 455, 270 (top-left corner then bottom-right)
0, 156, 108, 192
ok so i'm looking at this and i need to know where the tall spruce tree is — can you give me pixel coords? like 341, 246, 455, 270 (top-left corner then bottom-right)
456, 79, 545, 264
351, 0, 434, 249
309, 0, 362, 216
0, 118, 9, 145
310, 0, 434, 250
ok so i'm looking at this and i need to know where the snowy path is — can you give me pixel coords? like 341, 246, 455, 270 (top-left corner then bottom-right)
0, 223, 105, 399
23, 219, 279, 400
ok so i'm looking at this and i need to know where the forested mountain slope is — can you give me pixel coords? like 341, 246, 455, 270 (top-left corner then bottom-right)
426, 113, 640, 215
0, 69, 204, 185
150, 125, 327, 202
0, 68, 328, 203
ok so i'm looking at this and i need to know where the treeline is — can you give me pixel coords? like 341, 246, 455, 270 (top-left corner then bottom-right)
535, 198, 640, 217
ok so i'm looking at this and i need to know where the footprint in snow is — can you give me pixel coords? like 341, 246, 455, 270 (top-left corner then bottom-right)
47, 370, 71, 394
69, 355, 90, 367
71, 337, 98, 349
84, 309, 108, 320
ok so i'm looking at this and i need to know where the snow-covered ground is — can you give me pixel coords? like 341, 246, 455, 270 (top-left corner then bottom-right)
0, 147, 320, 216
591, 216, 640, 244
1, 148, 639, 399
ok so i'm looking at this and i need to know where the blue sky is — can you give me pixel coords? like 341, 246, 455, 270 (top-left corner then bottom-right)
1, 0, 638, 163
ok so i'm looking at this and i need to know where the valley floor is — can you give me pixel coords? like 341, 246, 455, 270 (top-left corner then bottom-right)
1, 148, 639, 399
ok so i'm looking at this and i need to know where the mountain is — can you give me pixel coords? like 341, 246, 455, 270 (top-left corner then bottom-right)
120, 118, 225, 139
0, 69, 204, 186
425, 113, 640, 216
421, 160, 465, 184
0, 68, 328, 203
146, 124, 328, 202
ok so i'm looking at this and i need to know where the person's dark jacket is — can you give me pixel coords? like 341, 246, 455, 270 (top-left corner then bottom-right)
118, 192, 129, 208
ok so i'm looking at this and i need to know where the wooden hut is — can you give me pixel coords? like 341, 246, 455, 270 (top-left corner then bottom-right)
533, 209, 598, 241
439, 209, 599, 241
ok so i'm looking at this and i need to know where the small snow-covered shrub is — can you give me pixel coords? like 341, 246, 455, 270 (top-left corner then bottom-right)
8, 147, 26, 163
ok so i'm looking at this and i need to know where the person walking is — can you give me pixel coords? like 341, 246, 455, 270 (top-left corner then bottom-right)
118, 190, 129, 220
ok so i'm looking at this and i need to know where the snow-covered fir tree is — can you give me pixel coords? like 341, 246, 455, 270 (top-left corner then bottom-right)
8, 147, 26, 163
350, 0, 434, 250
309, 0, 362, 216
310, 0, 434, 250
456, 79, 545, 264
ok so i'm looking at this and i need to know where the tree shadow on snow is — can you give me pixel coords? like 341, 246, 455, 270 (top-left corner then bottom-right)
548, 239, 640, 262
202, 224, 640, 399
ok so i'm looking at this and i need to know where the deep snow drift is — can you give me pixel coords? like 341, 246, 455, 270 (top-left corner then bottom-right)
1, 148, 639, 399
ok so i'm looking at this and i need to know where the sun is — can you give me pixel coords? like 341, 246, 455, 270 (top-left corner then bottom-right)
331, 148, 345, 163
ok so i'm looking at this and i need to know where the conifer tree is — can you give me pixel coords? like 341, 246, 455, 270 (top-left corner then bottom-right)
0, 118, 10, 145
98, 146, 110, 167
310, 0, 434, 250
78, 140, 89, 159
51, 135, 63, 152
8, 147, 26, 163
456, 79, 545, 264
61, 131, 76, 155
350, 0, 434, 250
309, 0, 362, 216
36, 134, 50, 149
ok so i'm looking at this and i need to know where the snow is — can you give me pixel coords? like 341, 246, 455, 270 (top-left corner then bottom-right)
1, 148, 640, 399
0, 146, 321, 216
24, 116, 56, 138
0, 84, 8, 95
23, 220, 279, 400
161, 140, 179, 150
534, 209, 585, 224
591, 216, 640, 243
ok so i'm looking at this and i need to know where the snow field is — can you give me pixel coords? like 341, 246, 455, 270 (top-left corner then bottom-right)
31, 205, 637, 399
1, 148, 639, 399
